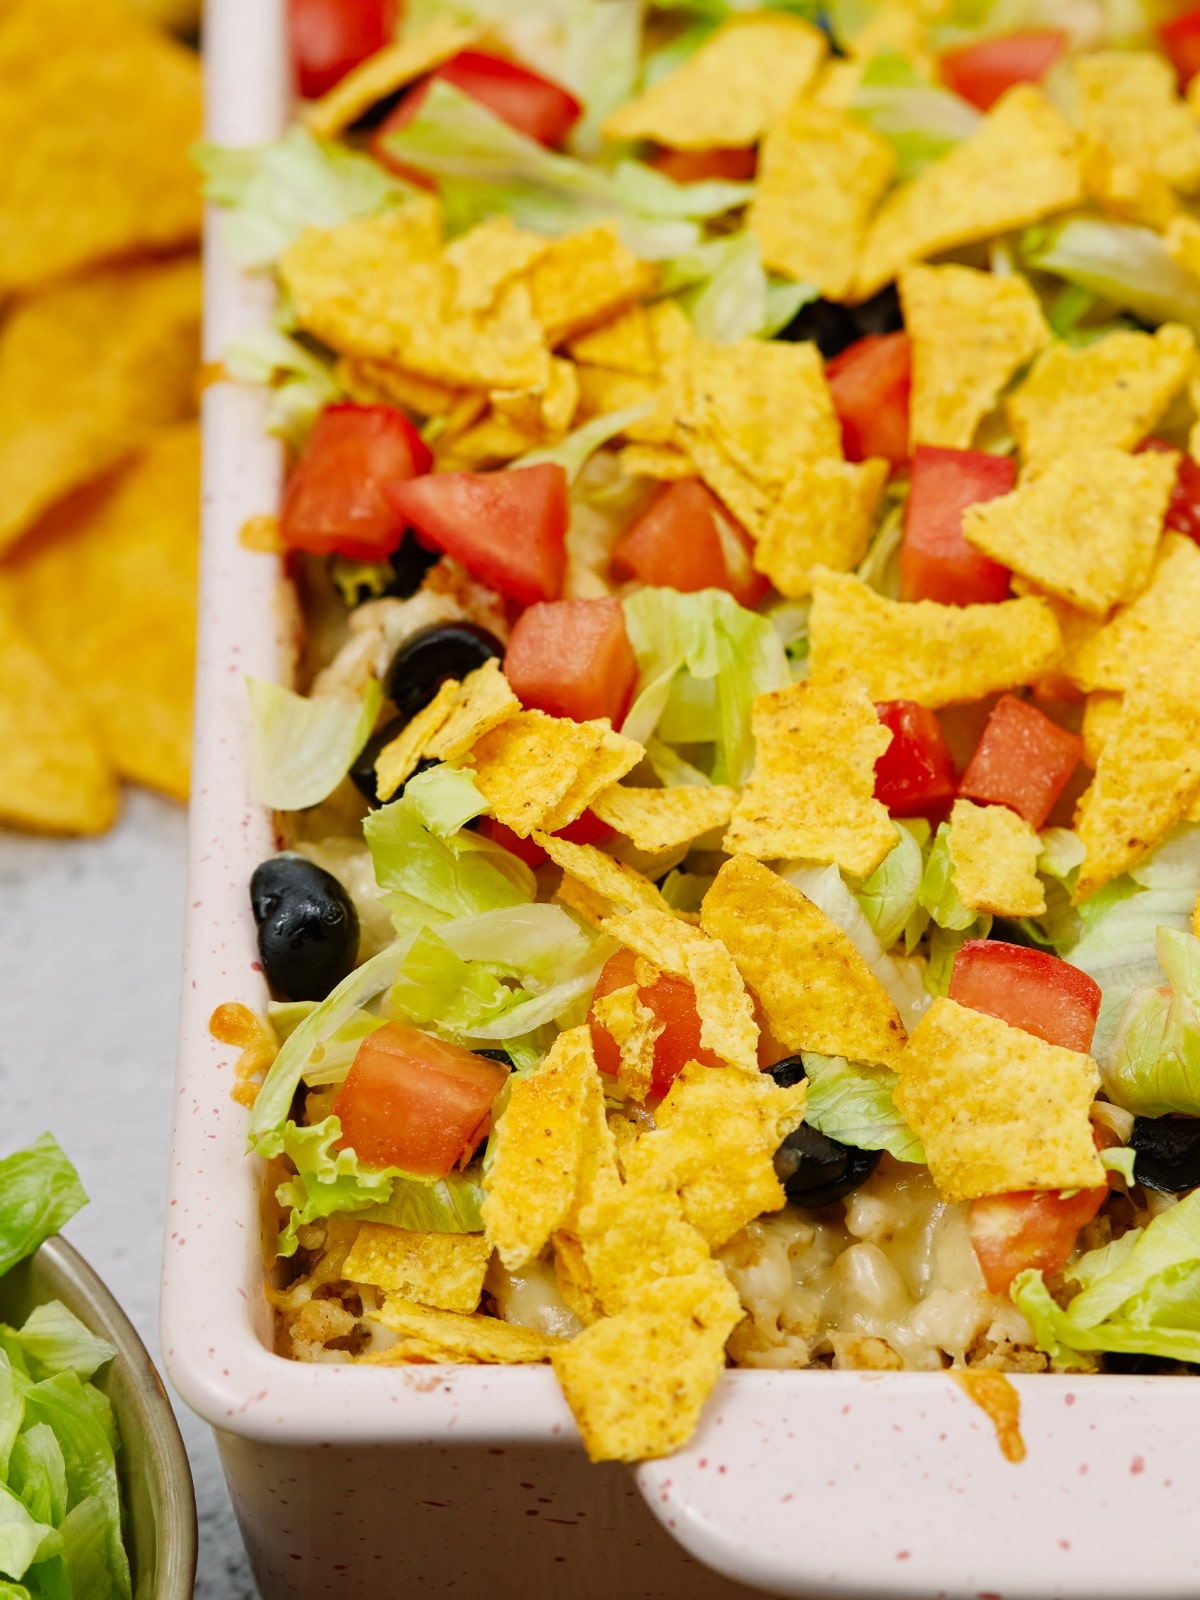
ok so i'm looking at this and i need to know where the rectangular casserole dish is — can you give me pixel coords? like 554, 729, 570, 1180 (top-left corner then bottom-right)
163, 2, 1200, 1593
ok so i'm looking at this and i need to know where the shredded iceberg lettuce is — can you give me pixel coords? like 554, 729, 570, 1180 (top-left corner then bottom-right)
223, 326, 341, 447
247, 677, 382, 813
856, 819, 931, 953
517, 404, 653, 480
562, 0, 643, 157
849, 53, 980, 180
1103, 927, 1200, 1116
1023, 219, 1200, 335
0, 1138, 86, 1282
917, 822, 975, 931
802, 1053, 927, 1162
402, 764, 488, 837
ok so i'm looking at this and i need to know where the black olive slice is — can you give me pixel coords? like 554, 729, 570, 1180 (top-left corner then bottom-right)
385, 622, 504, 724
1131, 1116, 1200, 1193
765, 1056, 882, 1207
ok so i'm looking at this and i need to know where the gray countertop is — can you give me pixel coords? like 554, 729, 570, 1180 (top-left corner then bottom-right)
0, 789, 257, 1598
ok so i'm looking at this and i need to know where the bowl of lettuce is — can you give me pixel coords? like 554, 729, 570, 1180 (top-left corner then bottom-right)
0, 1135, 196, 1600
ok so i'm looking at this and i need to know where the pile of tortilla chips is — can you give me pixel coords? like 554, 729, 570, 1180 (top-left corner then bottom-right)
0, 0, 202, 835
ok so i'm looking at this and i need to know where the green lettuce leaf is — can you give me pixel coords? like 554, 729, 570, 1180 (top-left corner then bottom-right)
247, 677, 382, 812
849, 53, 980, 180
387, 928, 517, 1034
682, 233, 816, 341
917, 822, 975, 931
802, 1053, 926, 1162
517, 405, 653, 481
1023, 219, 1200, 334
0, 1486, 55, 1584
856, 820, 931, 952
8, 1427, 67, 1531
1103, 927, 1200, 1115
222, 327, 341, 448
402, 764, 487, 837
562, 0, 642, 157
8, 1306, 113, 1384
0, 1138, 87, 1282
925, 916, 993, 997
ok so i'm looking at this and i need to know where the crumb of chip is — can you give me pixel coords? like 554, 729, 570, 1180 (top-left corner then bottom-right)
375, 678, 460, 801
342, 1225, 491, 1314
368, 1299, 565, 1364
946, 799, 1046, 917
590, 984, 662, 1103
1066, 533, 1200, 693
684, 940, 760, 1073
753, 457, 889, 598
893, 997, 1104, 1202
303, 18, 478, 137
589, 784, 737, 853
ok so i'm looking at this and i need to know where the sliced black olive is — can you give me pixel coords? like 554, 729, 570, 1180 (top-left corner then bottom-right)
774, 297, 858, 359
250, 854, 360, 1002
386, 531, 441, 599
850, 283, 904, 339
329, 533, 440, 610
765, 1054, 808, 1090
1104, 1350, 1200, 1375
765, 1056, 882, 1206
1131, 1116, 1200, 1193
474, 1048, 514, 1067
385, 622, 504, 724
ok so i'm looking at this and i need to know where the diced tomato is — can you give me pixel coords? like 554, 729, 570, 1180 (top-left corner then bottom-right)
332, 1021, 509, 1177
588, 947, 724, 1101
612, 480, 767, 607
288, 0, 395, 99
948, 940, 1102, 1053
504, 598, 638, 725
874, 700, 958, 818
825, 332, 912, 468
958, 694, 1082, 829
651, 146, 758, 184
1160, 6, 1200, 87
382, 464, 569, 606
479, 809, 611, 871
939, 29, 1068, 111
900, 445, 1013, 606
969, 1186, 1108, 1294
280, 404, 431, 561
1138, 436, 1200, 545
372, 49, 582, 168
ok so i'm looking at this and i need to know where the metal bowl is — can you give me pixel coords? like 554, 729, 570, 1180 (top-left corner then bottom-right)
0, 1235, 197, 1599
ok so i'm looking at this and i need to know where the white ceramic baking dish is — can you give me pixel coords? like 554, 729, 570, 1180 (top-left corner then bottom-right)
164, 2, 1200, 1594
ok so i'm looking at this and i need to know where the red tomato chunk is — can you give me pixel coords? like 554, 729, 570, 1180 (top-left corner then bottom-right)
505, 598, 638, 725
969, 1186, 1108, 1294
280, 403, 431, 561
1138, 436, 1200, 545
651, 146, 757, 183
874, 700, 957, 818
588, 947, 723, 1101
958, 693, 1082, 829
332, 1021, 509, 1177
900, 445, 1013, 606
939, 29, 1068, 111
383, 463, 569, 606
825, 332, 912, 469
288, 0, 396, 99
1160, 6, 1200, 87
948, 939, 1102, 1054
479, 811, 611, 871
612, 479, 766, 607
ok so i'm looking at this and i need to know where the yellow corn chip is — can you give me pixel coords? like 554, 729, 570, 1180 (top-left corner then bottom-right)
601, 14, 826, 149
374, 679, 460, 801
841, 0, 931, 66
618, 444, 698, 481
589, 784, 737, 853
1074, 682, 1200, 901
541, 730, 649, 838
1082, 692, 1122, 767
1007, 324, 1194, 468
303, 19, 477, 136
573, 366, 665, 441
701, 855, 908, 1067
567, 306, 659, 377
808, 570, 1063, 708
573, 1182, 712, 1316
423, 658, 520, 763
963, 448, 1175, 619
491, 358, 579, 439
335, 354, 481, 420
0, 257, 200, 552
753, 457, 889, 598
893, 998, 1104, 1202
550, 1266, 742, 1462
899, 264, 1051, 450
467, 711, 641, 836
0, 0, 202, 293
724, 670, 898, 877
1083, 144, 1179, 230
564, 1045, 622, 1232
599, 908, 706, 979
590, 984, 662, 1102
1066, 533, 1200, 693
675, 428, 774, 538
370, 1299, 564, 1363
481, 1027, 599, 1271
1165, 212, 1200, 280
553, 1232, 603, 1325
538, 834, 673, 918
750, 102, 894, 299
1072, 51, 1200, 196
853, 87, 1083, 299
434, 409, 547, 470
6, 424, 199, 800
528, 227, 659, 347
0, 592, 116, 835
946, 799, 1046, 918
342, 1225, 491, 1314
445, 216, 552, 315
685, 940, 760, 1074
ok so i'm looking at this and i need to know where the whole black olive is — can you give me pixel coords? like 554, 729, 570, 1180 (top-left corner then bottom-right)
765, 1056, 882, 1206
349, 722, 439, 806
1131, 1116, 1200, 1193
385, 622, 505, 724
250, 855, 360, 1002
775, 297, 858, 359
850, 283, 904, 340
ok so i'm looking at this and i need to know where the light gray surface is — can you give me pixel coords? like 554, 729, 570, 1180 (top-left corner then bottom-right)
0, 789, 258, 1599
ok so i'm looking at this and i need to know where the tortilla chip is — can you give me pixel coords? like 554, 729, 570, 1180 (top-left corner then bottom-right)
1007, 324, 1194, 468
618, 444, 698, 482
0, 256, 200, 552
899, 264, 1051, 451
336, 355, 482, 421
573, 1182, 712, 1316
445, 216, 552, 316
589, 784, 737, 853
0, 592, 116, 835
853, 87, 1082, 299
946, 799, 1046, 918
6, 424, 199, 800
0, 0, 201, 293
573, 366, 665, 442
434, 408, 548, 470
423, 659, 520, 763
491, 358, 579, 440
528, 227, 659, 347
467, 711, 641, 836
1165, 212, 1200, 281
1081, 692, 1122, 767
753, 457, 889, 598
675, 428, 775, 538
1065, 533, 1200, 693
893, 998, 1104, 1202
342, 1225, 491, 1313
539, 834, 673, 919
701, 855, 908, 1067
564, 1045, 622, 1231
1082, 144, 1179, 230
808, 569, 1063, 708
374, 679, 460, 801
963, 447, 1175, 619
685, 940, 760, 1074
601, 14, 826, 149
598, 907, 706, 979
590, 984, 662, 1102
724, 670, 899, 877
1074, 681, 1200, 900
1072, 51, 1200, 196
304, 19, 478, 137
550, 1266, 742, 1462
369, 1299, 564, 1363
481, 1027, 599, 1271
567, 305, 659, 378
750, 102, 894, 300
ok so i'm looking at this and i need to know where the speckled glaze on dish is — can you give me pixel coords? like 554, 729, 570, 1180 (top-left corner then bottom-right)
164, 2, 1200, 1594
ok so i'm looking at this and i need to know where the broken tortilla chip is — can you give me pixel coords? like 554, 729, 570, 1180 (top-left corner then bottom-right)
336, 355, 482, 422
303, 18, 478, 138
369, 1298, 564, 1363
1065, 533, 1200, 693
567, 305, 659, 378
618, 444, 699, 482
946, 799, 1046, 918
753, 457, 889, 599
589, 784, 737, 853
423, 659, 520, 763
684, 940, 760, 1073
528, 227, 659, 347
590, 984, 662, 1102
342, 1225, 491, 1314
467, 711, 641, 836
599, 906, 706, 977
1071, 51, 1200, 196
538, 833, 674, 919
573, 1182, 712, 1316
374, 678, 460, 802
